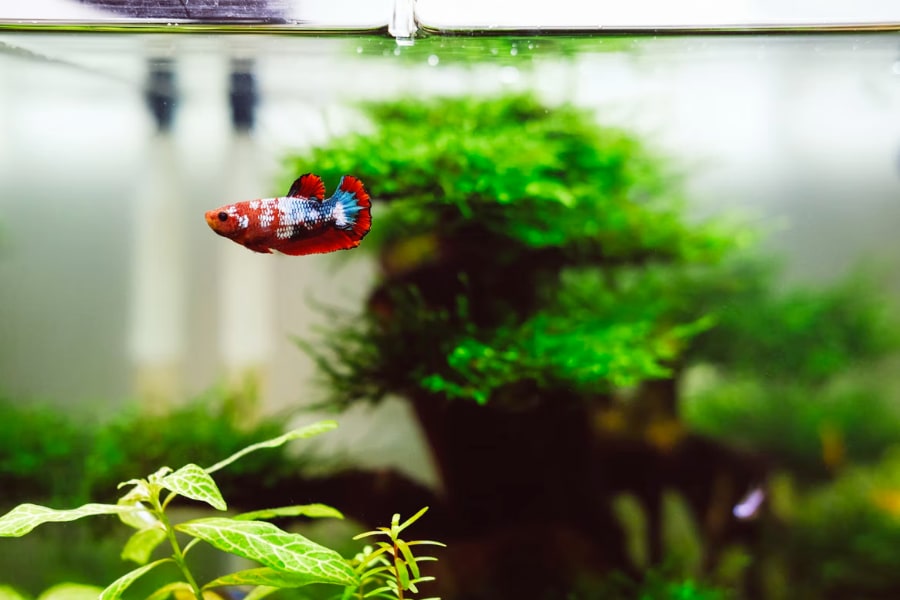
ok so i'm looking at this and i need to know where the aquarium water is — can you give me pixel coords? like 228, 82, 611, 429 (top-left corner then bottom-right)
1, 1, 900, 597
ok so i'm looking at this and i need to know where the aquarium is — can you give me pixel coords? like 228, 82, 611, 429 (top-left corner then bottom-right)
2, 2, 900, 599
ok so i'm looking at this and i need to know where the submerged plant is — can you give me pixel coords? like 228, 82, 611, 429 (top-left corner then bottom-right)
347, 508, 443, 600
0, 421, 442, 600
288, 94, 740, 410
276, 92, 900, 598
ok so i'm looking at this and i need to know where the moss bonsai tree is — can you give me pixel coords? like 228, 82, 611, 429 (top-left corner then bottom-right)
281, 93, 897, 598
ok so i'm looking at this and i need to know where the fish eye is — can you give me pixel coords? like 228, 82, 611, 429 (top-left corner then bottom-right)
217, 212, 228, 222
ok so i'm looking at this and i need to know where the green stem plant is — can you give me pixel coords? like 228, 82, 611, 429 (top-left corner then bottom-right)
0, 420, 443, 600
346, 507, 445, 600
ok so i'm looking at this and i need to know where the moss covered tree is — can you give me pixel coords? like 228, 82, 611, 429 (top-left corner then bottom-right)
280, 94, 895, 599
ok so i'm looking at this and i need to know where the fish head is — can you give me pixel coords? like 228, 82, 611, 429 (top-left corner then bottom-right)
205, 204, 249, 239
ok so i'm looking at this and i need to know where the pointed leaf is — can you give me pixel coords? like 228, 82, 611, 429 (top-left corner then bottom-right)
206, 567, 336, 589
396, 507, 429, 533
0, 503, 129, 537
407, 540, 446, 547
235, 504, 344, 521
37, 584, 105, 600
176, 518, 356, 586
353, 527, 391, 540
205, 420, 338, 474
121, 526, 167, 564
99, 559, 172, 600
395, 556, 411, 590
160, 464, 226, 511
395, 539, 420, 579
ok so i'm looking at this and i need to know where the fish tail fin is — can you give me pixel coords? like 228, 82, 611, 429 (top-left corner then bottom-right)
331, 175, 372, 241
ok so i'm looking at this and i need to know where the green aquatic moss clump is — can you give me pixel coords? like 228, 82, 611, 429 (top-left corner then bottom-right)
298, 94, 729, 262
288, 94, 737, 406
0, 390, 299, 508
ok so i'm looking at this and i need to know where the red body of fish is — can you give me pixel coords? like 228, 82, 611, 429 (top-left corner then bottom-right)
204, 173, 372, 256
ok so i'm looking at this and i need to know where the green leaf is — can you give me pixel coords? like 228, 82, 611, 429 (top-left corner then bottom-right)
176, 518, 357, 586
353, 527, 391, 541
0, 503, 128, 537
395, 556, 411, 590
116, 487, 158, 530
362, 586, 393, 598
206, 567, 337, 589
99, 559, 172, 600
37, 584, 105, 600
121, 526, 167, 564
243, 587, 280, 600
395, 538, 419, 579
145, 582, 194, 600
235, 503, 344, 521
396, 507, 429, 534
160, 464, 227, 511
205, 420, 338, 474
0, 585, 29, 600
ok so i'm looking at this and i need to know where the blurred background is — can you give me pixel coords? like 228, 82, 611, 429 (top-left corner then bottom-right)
2, 1, 900, 598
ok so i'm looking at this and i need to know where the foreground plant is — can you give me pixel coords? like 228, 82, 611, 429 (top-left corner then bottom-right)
347, 508, 442, 600
0, 420, 442, 600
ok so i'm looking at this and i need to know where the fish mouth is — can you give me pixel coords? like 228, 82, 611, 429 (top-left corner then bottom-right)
204, 210, 220, 230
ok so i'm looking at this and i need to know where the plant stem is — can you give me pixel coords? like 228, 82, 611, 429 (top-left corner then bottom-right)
152, 497, 205, 600
393, 539, 404, 600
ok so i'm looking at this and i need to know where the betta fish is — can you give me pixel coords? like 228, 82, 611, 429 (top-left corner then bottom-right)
204, 173, 371, 256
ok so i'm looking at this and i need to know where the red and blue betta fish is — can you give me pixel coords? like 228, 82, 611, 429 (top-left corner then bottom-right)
204, 173, 371, 255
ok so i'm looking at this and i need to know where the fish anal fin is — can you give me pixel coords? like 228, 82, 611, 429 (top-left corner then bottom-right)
287, 173, 326, 200
244, 241, 273, 254
274, 228, 360, 256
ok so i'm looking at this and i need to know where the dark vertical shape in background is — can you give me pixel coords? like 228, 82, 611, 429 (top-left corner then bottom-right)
229, 59, 258, 133
145, 58, 177, 132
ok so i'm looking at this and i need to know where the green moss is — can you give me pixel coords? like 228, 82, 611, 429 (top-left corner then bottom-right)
780, 452, 900, 597
289, 95, 731, 261
686, 260, 898, 383
0, 398, 91, 506
684, 371, 900, 478
0, 389, 303, 508
83, 388, 296, 501
287, 94, 737, 407
681, 259, 900, 478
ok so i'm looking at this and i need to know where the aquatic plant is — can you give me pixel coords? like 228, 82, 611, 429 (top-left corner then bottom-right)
773, 451, 900, 597
290, 94, 736, 407
280, 94, 751, 596
281, 93, 900, 597
0, 421, 443, 600
0, 390, 303, 509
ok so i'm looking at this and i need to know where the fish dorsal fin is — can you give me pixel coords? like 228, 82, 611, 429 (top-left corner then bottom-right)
287, 173, 325, 200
